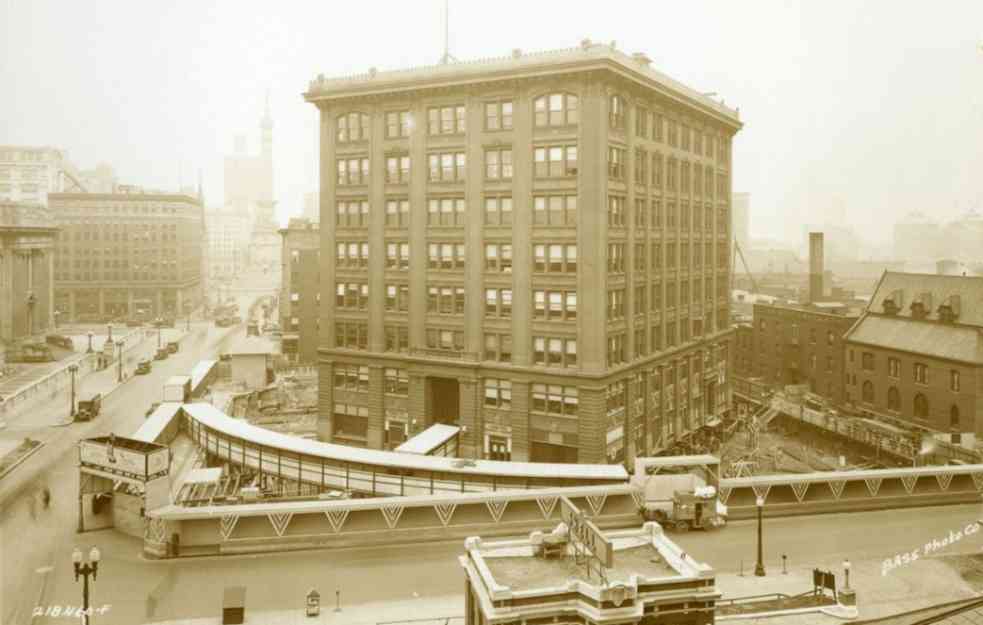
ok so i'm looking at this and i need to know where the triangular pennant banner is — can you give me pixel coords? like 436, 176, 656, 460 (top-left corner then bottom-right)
536, 496, 559, 520
828, 481, 846, 500
486, 500, 508, 523
219, 514, 239, 541
586, 494, 607, 516
864, 478, 882, 497
324, 509, 350, 533
629, 490, 645, 511
434, 503, 457, 527
718, 487, 732, 505
381, 505, 404, 529
791, 482, 809, 503
901, 475, 918, 494
972, 473, 983, 491
751, 484, 771, 503
268, 512, 293, 537
936, 473, 954, 492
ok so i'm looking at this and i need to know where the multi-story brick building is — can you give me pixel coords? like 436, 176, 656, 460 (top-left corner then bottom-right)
49, 189, 204, 321
844, 272, 983, 447
279, 218, 320, 363
0, 146, 85, 205
0, 202, 58, 356
305, 41, 740, 463
745, 302, 858, 404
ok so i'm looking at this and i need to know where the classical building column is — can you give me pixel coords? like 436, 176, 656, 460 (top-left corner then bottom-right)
408, 373, 428, 434
458, 378, 479, 459
577, 384, 607, 464
367, 365, 385, 450
317, 361, 335, 442
508, 380, 530, 462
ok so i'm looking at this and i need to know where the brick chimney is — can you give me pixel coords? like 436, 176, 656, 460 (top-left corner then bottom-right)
808, 232, 824, 304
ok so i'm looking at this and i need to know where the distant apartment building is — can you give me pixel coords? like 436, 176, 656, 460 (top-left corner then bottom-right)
305, 41, 741, 463
77, 163, 118, 194
0, 202, 58, 351
49, 189, 204, 321
0, 146, 84, 205
205, 207, 252, 280
844, 272, 983, 447
279, 218, 320, 363
894, 212, 941, 263
731, 192, 749, 253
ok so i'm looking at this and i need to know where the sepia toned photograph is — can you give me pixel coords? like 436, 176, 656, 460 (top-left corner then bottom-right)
2, 1, 983, 623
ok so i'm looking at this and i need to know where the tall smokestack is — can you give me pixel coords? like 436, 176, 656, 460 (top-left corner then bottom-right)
809, 232, 824, 304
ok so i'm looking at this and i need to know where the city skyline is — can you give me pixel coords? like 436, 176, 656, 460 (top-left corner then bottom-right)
2, 1, 981, 241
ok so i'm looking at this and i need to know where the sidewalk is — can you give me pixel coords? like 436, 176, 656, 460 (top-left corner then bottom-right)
149, 595, 463, 625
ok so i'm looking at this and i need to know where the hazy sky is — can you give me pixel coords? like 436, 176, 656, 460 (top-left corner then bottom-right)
2, 0, 981, 246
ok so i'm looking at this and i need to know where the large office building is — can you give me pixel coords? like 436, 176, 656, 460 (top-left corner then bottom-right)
305, 41, 741, 463
844, 272, 983, 447
279, 218, 320, 363
204, 206, 253, 281
0, 202, 58, 356
49, 189, 204, 321
0, 146, 85, 205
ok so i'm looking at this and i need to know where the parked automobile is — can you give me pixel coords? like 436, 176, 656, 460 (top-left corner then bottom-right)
136, 360, 152, 375
166, 341, 179, 354
45, 334, 74, 350
75, 393, 103, 422
154, 348, 169, 361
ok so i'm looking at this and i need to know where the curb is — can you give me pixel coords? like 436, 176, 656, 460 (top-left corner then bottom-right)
0, 440, 46, 481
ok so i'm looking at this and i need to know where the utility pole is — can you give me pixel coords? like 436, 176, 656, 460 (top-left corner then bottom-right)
439, 0, 457, 64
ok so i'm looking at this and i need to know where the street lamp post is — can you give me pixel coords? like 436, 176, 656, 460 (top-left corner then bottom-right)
69, 363, 79, 417
107, 323, 112, 343
115, 340, 124, 382
86, 331, 94, 354
155, 319, 162, 350
754, 496, 766, 576
843, 559, 851, 590
72, 546, 101, 625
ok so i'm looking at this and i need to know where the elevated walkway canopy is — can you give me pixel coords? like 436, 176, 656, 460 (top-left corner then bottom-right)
395, 423, 460, 457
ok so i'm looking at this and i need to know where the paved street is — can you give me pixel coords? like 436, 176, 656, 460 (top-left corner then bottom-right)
13, 502, 983, 625
0, 289, 271, 625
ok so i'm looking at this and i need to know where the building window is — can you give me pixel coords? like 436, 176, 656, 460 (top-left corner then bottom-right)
862, 380, 874, 404
428, 152, 466, 182
484, 333, 513, 362
887, 386, 900, 411
484, 379, 512, 410
913, 393, 929, 419
385, 199, 409, 228
888, 357, 900, 378
427, 242, 465, 270
333, 404, 369, 439
607, 243, 625, 273
634, 199, 647, 228
951, 405, 960, 430
635, 108, 648, 137
484, 197, 513, 225
484, 242, 512, 272
485, 288, 513, 318
336, 240, 369, 268
533, 244, 576, 274
337, 158, 370, 186
485, 101, 513, 131
914, 363, 927, 385
634, 244, 647, 273
384, 325, 409, 352
533, 145, 578, 178
532, 336, 577, 368
827, 331, 835, 346
531, 384, 578, 417
427, 198, 465, 226
425, 328, 465, 351
427, 285, 465, 315
384, 284, 410, 312
385, 155, 411, 183
533, 290, 577, 321
385, 111, 411, 138
428, 105, 466, 135
335, 282, 369, 310
607, 289, 625, 321
336, 200, 369, 227
609, 95, 626, 130
337, 112, 369, 143
608, 146, 626, 180
385, 241, 410, 270
384, 368, 409, 395
335, 322, 368, 350
534, 93, 579, 127
652, 153, 664, 189
861, 352, 875, 371
951, 370, 960, 392
334, 364, 369, 392
533, 195, 577, 226
485, 148, 513, 180
608, 195, 626, 227
607, 333, 626, 367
